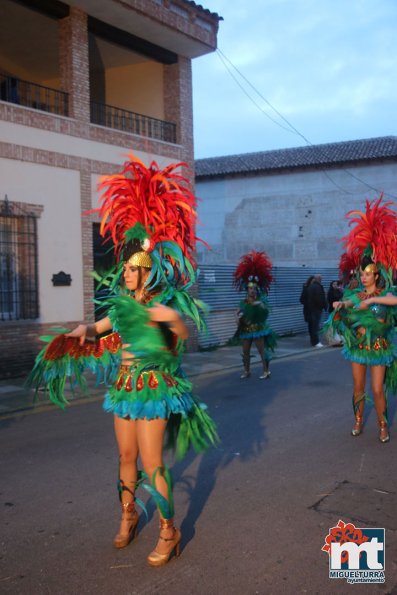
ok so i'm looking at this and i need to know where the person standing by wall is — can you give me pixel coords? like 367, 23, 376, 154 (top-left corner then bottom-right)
306, 274, 327, 347
300, 275, 314, 327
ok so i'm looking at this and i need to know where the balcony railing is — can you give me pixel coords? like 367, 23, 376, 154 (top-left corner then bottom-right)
0, 73, 68, 117
91, 101, 176, 144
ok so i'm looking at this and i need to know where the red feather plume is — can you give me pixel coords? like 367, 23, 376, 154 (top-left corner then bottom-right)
233, 250, 273, 293
342, 195, 397, 271
338, 251, 356, 276
95, 155, 198, 260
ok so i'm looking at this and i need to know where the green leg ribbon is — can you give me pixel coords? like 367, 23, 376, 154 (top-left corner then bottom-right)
140, 466, 174, 520
352, 392, 389, 423
117, 468, 148, 519
352, 393, 368, 416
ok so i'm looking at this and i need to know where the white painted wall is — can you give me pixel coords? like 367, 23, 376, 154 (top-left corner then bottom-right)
196, 162, 397, 267
0, 158, 83, 323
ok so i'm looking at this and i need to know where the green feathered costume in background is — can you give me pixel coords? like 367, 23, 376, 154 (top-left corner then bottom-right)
324, 287, 397, 395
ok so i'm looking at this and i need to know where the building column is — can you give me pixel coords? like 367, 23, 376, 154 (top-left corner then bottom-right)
80, 169, 95, 320
164, 56, 194, 166
59, 9, 93, 318
164, 57, 199, 350
59, 8, 90, 122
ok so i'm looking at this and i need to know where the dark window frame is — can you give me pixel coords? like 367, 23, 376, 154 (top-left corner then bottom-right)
0, 197, 41, 321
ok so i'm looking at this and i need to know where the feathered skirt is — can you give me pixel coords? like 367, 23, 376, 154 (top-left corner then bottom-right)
103, 362, 218, 460
237, 323, 277, 358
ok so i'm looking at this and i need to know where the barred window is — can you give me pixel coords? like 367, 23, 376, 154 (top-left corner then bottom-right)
0, 197, 41, 320
93, 222, 115, 320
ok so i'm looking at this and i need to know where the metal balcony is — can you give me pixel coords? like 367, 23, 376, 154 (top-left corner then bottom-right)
90, 101, 176, 144
0, 73, 68, 117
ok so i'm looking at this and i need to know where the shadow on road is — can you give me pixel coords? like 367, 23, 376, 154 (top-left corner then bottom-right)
171, 358, 309, 548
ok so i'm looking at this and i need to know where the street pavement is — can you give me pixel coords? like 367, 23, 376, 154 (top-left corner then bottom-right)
1, 338, 397, 594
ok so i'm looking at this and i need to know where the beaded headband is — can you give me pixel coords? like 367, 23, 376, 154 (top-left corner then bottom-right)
360, 263, 378, 274
127, 251, 152, 268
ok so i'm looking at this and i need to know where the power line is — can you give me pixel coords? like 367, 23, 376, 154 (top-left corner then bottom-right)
215, 48, 397, 200
217, 49, 311, 144
216, 51, 297, 135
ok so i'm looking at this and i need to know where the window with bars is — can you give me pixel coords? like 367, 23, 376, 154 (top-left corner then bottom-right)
0, 197, 40, 321
93, 222, 115, 320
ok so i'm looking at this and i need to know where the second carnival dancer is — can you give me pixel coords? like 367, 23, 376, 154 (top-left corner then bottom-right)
28, 156, 218, 566
326, 196, 397, 443
233, 250, 277, 379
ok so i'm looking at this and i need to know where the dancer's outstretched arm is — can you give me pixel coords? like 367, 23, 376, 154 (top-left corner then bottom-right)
359, 294, 397, 309
65, 317, 112, 345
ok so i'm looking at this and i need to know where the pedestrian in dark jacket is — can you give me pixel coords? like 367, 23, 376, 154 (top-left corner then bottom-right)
327, 281, 343, 313
300, 275, 314, 323
306, 274, 327, 347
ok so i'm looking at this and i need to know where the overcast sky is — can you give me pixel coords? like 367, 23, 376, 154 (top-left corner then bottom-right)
192, 0, 397, 159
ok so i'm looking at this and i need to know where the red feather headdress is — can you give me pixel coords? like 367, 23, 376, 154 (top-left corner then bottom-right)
233, 250, 273, 293
96, 155, 198, 262
342, 195, 397, 276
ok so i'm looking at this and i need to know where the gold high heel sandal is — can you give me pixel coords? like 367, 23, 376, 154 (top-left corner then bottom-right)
113, 501, 139, 549
351, 415, 363, 437
379, 421, 390, 443
147, 518, 181, 567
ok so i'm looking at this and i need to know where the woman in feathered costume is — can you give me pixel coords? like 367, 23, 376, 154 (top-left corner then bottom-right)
326, 195, 397, 443
233, 250, 277, 379
28, 156, 218, 566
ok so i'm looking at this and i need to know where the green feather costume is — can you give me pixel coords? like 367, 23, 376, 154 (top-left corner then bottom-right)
324, 287, 397, 394
28, 157, 220, 519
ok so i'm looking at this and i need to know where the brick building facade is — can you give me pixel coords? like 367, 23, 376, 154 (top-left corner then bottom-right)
0, 0, 220, 377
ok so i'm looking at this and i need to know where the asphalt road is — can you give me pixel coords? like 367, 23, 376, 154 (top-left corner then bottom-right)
1, 348, 396, 595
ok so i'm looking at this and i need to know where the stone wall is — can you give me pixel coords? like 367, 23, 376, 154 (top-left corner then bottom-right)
196, 162, 397, 268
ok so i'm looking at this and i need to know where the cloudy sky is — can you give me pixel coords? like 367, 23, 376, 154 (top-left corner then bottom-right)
192, 0, 397, 158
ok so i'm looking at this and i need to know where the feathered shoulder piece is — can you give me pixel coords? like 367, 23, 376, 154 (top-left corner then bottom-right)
26, 331, 122, 408
233, 250, 273, 293
342, 195, 397, 283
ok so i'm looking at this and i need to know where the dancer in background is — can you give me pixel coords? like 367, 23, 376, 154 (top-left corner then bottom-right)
28, 156, 218, 566
234, 250, 277, 379
326, 196, 397, 443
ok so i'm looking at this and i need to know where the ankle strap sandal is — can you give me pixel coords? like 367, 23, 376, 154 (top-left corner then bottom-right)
379, 421, 390, 444
351, 415, 363, 437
